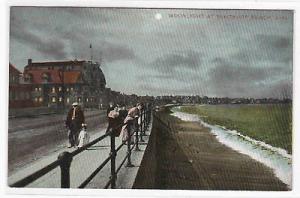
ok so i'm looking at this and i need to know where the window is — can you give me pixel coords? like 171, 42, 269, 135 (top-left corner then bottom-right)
78, 97, 81, 102
39, 87, 42, 92
66, 97, 70, 103
59, 97, 63, 102
39, 97, 43, 102
58, 87, 62, 92
66, 87, 69, 92
52, 97, 56, 103
52, 87, 56, 93
35, 87, 38, 92
25, 73, 33, 82
86, 98, 89, 102
70, 87, 74, 92
42, 73, 51, 82
19, 92, 24, 100
26, 92, 30, 100
34, 97, 38, 102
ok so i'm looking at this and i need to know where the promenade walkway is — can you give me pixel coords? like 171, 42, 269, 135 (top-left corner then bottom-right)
8, 121, 152, 189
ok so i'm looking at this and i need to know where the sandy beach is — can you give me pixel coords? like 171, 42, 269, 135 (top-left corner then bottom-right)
153, 108, 288, 190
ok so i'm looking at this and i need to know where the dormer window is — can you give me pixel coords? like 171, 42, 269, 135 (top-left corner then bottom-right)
24, 73, 33, 83
42, 72, 51, 83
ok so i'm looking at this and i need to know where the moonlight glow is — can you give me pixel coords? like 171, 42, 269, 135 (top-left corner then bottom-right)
155, 13, 162, 20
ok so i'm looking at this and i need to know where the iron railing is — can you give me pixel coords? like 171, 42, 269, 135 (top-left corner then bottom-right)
10, 104, 152, 189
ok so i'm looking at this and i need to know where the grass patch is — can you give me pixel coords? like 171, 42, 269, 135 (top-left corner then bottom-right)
179, 104, 292, 154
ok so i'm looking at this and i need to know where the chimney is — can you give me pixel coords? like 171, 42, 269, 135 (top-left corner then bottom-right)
28, 59, 32, 65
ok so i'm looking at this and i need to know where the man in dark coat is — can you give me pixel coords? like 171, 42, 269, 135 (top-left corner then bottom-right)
65, 102, 85, 148
118, 104, 128, 122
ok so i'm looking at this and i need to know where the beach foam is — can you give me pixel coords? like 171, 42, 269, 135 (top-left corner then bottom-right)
170, 108, 292, 189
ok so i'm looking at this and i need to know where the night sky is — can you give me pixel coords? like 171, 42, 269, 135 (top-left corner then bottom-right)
9, 7, 293, 98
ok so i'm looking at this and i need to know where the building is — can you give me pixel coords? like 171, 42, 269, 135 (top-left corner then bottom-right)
23, 59, 106, 108
9, 63, 34, 108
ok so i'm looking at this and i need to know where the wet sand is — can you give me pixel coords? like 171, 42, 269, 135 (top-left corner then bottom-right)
154, 109, 288, 190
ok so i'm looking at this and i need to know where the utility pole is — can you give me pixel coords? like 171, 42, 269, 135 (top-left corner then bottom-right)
90, 44, 93, 62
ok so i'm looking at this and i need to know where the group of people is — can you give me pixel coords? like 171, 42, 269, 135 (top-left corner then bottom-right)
106, 102, 142, 142
65, 102, 143, 148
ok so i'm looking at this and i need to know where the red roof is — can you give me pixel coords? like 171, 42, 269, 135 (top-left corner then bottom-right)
64, 71, 82, 84
25, 69, 82, 84
27, 60, 85, 67
9, 63, 22, 74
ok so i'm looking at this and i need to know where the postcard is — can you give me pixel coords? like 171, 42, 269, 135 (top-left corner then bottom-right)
5, 1, 300, 197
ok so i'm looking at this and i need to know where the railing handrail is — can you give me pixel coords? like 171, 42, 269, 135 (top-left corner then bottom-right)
10, 104, 152, 189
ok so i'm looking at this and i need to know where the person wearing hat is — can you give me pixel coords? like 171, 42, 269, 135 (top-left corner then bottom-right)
121, 103, 142, 143
65, 102, 85, 148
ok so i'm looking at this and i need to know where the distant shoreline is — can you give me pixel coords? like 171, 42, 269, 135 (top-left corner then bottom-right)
174, 103, 292, 154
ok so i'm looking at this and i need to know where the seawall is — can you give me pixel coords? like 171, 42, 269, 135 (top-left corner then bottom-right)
133, 107, 289, 190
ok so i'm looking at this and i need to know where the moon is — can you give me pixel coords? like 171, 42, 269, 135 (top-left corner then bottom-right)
155, 13, 162, 20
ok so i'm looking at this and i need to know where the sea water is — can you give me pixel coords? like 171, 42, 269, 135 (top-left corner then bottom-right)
170, 107, 292, 189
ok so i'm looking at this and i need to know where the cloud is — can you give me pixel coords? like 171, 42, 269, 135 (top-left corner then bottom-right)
230, 34, 293, 65
256, 34, 292, 49
10, 9, 67, 59
9, 7, 293, 98
11, 28, 67, 60
101, 42, 136, 63
267, 80, 293, 99
206, 59, 291, 98
151, 50, 202, 73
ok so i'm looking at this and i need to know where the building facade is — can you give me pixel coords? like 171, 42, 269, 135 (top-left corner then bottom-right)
9, 63, 34, 108
23, 59, 106, 109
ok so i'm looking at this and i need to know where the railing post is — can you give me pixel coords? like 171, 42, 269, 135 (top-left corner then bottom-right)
58, 151, 73, 188
143, 107, 147, 134
126, 120, 134, 167
110, 129, 116, 188
140, 108, 145, 142
135, 117, 141, 151
145, 105, 149, 127
147, 104, 152, 125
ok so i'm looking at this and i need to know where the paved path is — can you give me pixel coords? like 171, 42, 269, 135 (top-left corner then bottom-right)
8, 121, 152, 189
8, 110, 106, 175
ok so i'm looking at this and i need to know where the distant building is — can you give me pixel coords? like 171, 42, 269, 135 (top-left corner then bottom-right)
9, 63, 34, 108
23, 59, 106, 108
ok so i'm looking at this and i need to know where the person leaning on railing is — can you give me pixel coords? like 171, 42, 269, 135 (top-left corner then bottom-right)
105, 102, 115, 134
107, 105, 123, 137
118, 104, 128, 121
120, 103, 142, 143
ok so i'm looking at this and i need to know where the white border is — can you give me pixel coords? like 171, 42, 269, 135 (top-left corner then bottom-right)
2, 0, 300, 198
